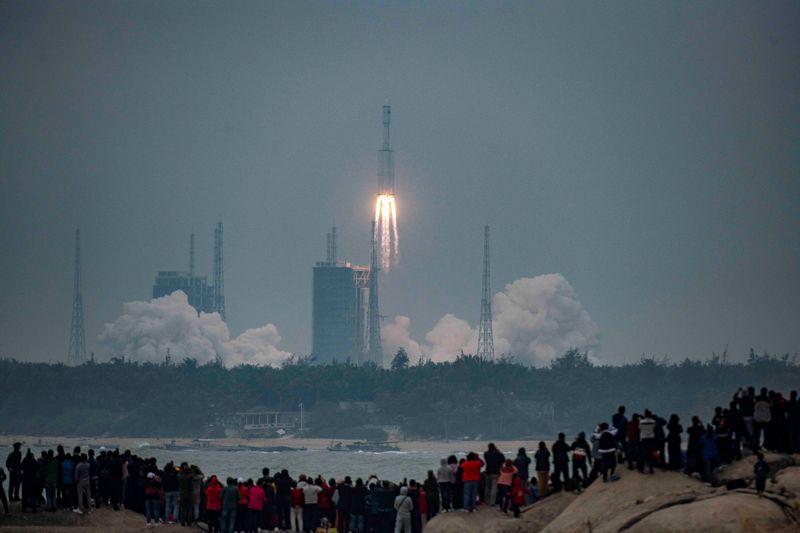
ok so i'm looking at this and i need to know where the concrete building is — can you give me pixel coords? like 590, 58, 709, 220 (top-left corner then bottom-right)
312, 226, 380, 365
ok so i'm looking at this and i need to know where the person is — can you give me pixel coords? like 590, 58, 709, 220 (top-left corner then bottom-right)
335, 475, 352, 532
483, 443, 504, 507
423, 470, 439, 519
289, 481, 304, 532
737, 387, 756, 448
417, 484, 428, 531
393, 486, 413, 533
509, 474, 528, 518
300, 473, 321, 532
789, 390, 800, 454
534, 441, 550, 498
570, 432, 591, 493
638, 410, 656, 474
221, 477, 240, 533
60, 451, 75, 511
5, 442, 21, 503
406, 479, 422, 533
374, 480, 396, 533
612, 406, 628, 461
497, 459, 517, 513
162, 463, 180, 524
144, 472, 161, 528
22, 450, 39, 512
276, 470, 295, 531
44, 450, 57, 512
178, 462, 196, 526
753, 388, 772, 450
685, 416, 705, 477
700, 425, 719, 482
594, 423, 619, 482
247, 479, 266, 533
754, 452, 769, 496
666, 414, 683, 470
551, 433, 570, 492
625, 414, 640, 470
460, 452, 483, 512
350, 478, 367, 533
205, 475, 222, 533
0, 466, 8, 516
436, 458, 453, 512
452, 457, 464, 510
236, 478, 250, 533
75, 454, 91, 514
191, 465, 204, 523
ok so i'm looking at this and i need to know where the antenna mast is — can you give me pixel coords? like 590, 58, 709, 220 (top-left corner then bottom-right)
477, 225, 495, 360
68, 228, 87, 365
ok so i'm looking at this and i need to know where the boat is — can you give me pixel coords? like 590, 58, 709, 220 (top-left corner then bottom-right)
327, 440, 400, 452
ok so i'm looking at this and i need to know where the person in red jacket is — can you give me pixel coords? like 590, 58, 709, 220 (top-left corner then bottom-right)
236, 479, 249, 533
204, 475, 222, 533
290, 485, 304, 532
247, 480, 266, 533
509, 475, 529, 518
418, 487, 428, 529
460, 452, 484, 512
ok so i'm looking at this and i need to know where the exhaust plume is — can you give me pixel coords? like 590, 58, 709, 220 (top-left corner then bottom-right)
98, 291, 290, 367
381, 273, 599, 366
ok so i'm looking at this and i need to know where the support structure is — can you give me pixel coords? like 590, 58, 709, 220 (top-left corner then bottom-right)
213, 221, 226, 320
367, 220, 383, 365
189, 232, 196, 276
477, 225, 495, 360
68, 228, 87, 365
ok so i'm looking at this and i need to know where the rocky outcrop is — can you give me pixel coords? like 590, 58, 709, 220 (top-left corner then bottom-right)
426, 454, 800, 533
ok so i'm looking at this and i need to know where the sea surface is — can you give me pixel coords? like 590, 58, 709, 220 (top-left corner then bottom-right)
21, 443, 527, 484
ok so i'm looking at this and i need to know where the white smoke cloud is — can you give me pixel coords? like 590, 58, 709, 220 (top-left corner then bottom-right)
382, 273, 599, 367
98, 291, 291, 367
381, 315, 422, 359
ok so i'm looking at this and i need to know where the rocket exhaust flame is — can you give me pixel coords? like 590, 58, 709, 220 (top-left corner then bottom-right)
375, 194, 398, 270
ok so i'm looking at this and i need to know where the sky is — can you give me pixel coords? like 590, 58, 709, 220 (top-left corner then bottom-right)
1, 0, 798, 365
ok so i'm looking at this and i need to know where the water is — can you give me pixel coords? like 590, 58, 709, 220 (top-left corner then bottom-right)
141, 447, 446, 483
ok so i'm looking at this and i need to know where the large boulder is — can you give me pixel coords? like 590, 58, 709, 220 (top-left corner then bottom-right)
714, 452, 796, 486
541, 469, 714, 533
626, 492, 797, 533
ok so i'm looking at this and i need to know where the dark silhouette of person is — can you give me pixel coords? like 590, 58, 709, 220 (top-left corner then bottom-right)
5, 442, 21, 502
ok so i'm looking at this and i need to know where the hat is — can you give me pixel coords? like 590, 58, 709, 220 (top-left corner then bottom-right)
99, 446, 107, 452
147, 472, 156, 479
237, 477, 244, 483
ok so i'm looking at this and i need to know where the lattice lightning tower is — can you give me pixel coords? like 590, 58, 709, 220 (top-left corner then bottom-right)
477, 225, 495, 360
367, 220, 383, 365
213, 221, 226, 320
68, 228, 87, 365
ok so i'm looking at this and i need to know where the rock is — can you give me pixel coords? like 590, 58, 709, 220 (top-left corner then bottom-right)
774, 466, 800, 495
714, 452, 796, 486
425, 506, 514, 533
540, 469, 715, 533
626, 492, 797, 533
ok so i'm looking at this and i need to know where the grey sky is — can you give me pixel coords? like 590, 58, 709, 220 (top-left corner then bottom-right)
1, 0, 798, 364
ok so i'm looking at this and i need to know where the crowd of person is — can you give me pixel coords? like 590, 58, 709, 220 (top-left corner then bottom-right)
1, 385, 797, 532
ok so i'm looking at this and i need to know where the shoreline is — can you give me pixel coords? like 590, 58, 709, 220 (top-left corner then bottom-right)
0, 434, 543, 454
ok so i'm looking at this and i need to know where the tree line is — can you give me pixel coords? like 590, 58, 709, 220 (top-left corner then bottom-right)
0, 349, 797, 439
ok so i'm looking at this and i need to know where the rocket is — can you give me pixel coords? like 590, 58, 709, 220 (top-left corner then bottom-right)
378, 105, 395, 195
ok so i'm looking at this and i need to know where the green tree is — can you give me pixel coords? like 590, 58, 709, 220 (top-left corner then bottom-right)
391, 348, 410, 370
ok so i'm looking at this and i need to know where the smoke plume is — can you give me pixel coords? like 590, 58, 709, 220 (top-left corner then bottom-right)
381, 273, 599, 366
98, 291, 290, 367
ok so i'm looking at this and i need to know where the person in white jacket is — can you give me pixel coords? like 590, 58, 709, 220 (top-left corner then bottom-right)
393, 486, 413, 533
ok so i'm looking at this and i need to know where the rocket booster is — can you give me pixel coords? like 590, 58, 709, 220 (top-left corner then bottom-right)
378, 105, 395, 195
